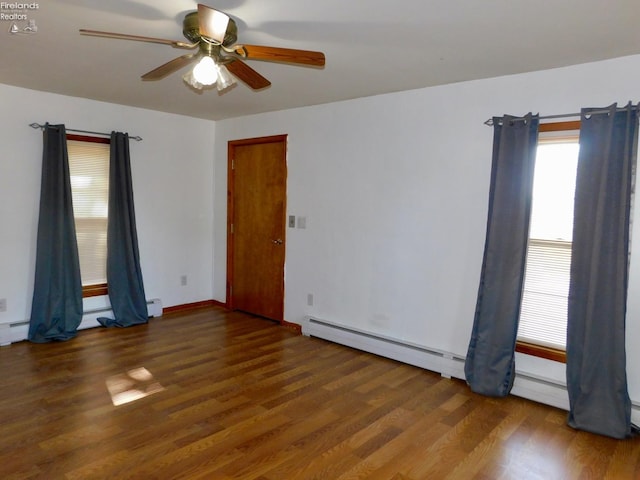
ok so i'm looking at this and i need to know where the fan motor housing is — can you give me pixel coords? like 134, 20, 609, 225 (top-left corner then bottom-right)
182, 11, 237, 46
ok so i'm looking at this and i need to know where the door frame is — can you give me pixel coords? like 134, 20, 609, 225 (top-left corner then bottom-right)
226, 134, 288, 319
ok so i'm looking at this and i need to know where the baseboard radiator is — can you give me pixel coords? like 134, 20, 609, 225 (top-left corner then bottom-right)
0, 298, 162, 347
303, 316, 640, 423
304, 316, 468, 380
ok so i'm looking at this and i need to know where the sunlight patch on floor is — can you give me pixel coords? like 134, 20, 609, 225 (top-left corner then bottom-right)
105, 367, 164, 406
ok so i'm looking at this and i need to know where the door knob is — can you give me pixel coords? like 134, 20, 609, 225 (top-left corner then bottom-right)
272, 238, 283, 245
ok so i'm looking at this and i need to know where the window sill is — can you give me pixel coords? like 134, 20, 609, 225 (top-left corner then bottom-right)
83, 283, 108, 298
516, 340, 566, 363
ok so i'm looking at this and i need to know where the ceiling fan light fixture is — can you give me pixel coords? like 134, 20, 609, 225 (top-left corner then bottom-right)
182, 70, 204, 90
192, 56, 218, 85
216, 64, 235, 91
183, 57, 236, 93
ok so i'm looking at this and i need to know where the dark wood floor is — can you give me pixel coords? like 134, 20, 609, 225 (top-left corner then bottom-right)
1, 306, 639, 479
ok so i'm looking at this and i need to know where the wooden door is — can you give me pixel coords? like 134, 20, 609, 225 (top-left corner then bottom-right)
227, 135, 287, 322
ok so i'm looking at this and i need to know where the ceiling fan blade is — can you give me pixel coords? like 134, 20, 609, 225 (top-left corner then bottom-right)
141, 54, 197, 81
197, 3, 230, 43
79, 29, 197, 49
235, 45, 325, 67
226, 59, 271, 90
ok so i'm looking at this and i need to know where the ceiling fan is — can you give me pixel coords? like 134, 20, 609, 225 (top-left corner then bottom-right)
79, 4, 325, 92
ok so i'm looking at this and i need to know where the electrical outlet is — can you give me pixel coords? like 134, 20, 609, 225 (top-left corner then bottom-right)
180, 275, 187, 286
0, 298, 6, 312
307, 293, 314, 306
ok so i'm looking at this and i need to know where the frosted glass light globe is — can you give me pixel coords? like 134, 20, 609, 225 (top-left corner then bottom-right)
192, 57, 218, 85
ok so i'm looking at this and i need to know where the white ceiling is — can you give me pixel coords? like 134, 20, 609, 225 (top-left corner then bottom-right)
1, 0, 640, 121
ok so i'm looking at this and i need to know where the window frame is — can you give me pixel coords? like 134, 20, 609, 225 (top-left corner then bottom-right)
67, 133, 110, 298
515, 120, 580, 363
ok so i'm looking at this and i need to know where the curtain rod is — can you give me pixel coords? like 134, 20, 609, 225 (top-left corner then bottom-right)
483, 105, 639, 127
29, 123, 142, 141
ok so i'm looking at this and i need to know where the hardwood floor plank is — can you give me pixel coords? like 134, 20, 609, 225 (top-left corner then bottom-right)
0, 306, 639, 479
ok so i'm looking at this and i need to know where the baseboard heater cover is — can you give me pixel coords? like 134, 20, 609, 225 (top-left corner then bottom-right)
302, 315, 640, 424
0, 298, 162, 346
303, 316, 466, 381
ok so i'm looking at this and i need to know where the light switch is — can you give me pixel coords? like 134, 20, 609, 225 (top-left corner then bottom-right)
288, 215, 296, 228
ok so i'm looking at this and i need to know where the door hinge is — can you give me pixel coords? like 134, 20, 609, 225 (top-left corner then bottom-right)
231, 158, 235, 170
230, 223, 234, 234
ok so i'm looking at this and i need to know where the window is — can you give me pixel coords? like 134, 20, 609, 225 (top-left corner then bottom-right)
67, 134, 110, 297
516, 121, 580, 362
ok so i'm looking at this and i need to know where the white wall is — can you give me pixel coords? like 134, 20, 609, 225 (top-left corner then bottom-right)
0, 84, 216, 322
213, 54, 640, 406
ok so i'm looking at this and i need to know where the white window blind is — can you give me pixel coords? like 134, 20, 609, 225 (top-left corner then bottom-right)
68, 139, 110, 286
519, 239, 571, 348
517, 138, 579, 350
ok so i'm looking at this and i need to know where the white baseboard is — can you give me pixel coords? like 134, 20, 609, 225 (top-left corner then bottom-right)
0, 298, 162, 346
303, 316, 640, 425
